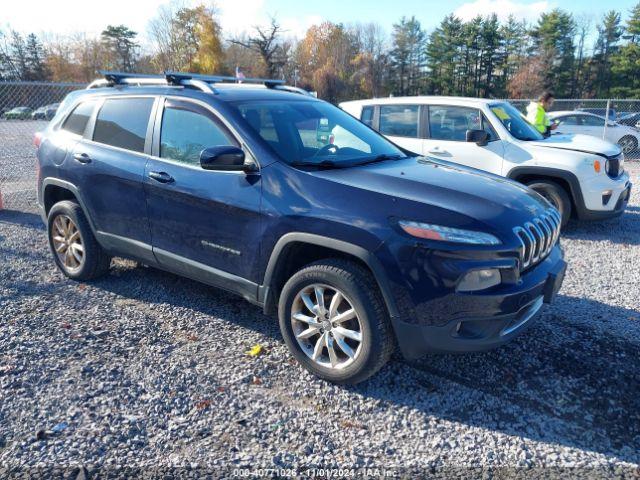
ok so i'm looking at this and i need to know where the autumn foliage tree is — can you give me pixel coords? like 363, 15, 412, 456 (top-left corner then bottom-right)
6, 2, 640, 102
149, 3, 225, 73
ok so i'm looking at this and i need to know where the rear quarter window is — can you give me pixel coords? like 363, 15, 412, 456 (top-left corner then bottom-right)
93, 97, 155, 153
61, 101, 97, 136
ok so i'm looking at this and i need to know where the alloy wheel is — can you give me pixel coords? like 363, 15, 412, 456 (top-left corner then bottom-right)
51, 214, 84, 272
290, 283, 363, 369
618, 136, 637, 154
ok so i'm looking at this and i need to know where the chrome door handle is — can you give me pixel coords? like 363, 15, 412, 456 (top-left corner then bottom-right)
148, 171, 174, 183
73, 153, 92, 164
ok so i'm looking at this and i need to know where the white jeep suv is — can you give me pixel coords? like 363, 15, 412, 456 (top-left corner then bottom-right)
340, 97, 632, 227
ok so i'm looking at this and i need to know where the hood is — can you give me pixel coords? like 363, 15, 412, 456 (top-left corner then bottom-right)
527, 133, 621, 157
312, 157, 551, 234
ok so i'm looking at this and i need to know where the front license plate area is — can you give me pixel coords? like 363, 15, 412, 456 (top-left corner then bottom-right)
544, 262, 567, 304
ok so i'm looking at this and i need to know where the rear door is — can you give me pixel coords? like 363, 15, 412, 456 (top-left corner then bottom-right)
144, 97, 262, 285
67, 96, 156, 262
421, 105, 504, 175
377, 104, 424, 155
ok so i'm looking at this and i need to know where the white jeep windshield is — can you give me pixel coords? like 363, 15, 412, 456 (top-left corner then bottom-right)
489, 102, 545, 141
234, 100, 408, 167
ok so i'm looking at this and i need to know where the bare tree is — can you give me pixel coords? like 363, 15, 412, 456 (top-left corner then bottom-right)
229, 17, 286, 78
573, 13, 593, 97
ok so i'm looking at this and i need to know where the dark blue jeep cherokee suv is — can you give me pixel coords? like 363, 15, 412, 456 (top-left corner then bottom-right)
36, 72, 566, 384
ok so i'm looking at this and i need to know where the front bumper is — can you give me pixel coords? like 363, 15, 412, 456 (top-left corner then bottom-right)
578, 181, 632, 221
577, 171, 631, 220
389, 248, 567, 359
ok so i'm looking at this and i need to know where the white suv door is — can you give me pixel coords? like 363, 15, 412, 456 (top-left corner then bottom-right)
377, 104, 424, 155
421, 105, 505, 175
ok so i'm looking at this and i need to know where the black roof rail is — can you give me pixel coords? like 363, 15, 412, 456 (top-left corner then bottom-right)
103, 71, 165, 84
164, 71, 286, 88
87, 71, 305, 95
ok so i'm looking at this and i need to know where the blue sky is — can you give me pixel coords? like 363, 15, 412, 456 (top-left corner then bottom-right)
3, 0, 639, 43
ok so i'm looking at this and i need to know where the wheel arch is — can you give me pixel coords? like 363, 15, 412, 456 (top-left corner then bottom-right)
507, 166, 584, 216
259, 233, 399, 319
42, 178, 98, 234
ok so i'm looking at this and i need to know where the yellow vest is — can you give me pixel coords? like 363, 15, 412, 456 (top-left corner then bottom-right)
526, 102, 550, 133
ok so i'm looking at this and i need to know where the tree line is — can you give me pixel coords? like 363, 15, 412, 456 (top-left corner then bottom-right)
2, 2, 640, 103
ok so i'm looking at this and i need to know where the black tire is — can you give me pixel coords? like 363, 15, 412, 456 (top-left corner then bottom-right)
526, 180, 572, 228
278, 258, 394, 384
618, 135, 638, 154
47, 200, 111, 281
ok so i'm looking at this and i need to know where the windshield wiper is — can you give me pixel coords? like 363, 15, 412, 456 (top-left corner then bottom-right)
357, 154, 407, 166
290, 160, 341, 169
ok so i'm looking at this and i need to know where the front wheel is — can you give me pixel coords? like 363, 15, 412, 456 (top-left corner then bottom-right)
526, 180, 572, 228
278, 259, 394, 384
618, 135, 638, 155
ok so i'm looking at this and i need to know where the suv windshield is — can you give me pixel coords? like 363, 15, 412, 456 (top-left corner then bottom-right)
489, 102, 545, 141
233, 100, 408, 167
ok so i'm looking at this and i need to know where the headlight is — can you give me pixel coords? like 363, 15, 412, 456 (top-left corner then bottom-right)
398, 220, 501, 245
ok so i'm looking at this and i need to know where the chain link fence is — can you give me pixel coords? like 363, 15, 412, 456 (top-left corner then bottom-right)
0, 81, 85, 213
1, 81, 640, 214
509, 99, 640, 159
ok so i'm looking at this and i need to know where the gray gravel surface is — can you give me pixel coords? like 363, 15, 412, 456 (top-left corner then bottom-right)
1, 152, 639, 476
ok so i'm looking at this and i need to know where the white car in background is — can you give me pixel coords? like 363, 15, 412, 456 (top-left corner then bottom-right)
340, 97, 632, 227
547, 110, 640, 155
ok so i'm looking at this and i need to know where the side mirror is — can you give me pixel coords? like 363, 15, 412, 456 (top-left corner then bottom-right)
200, 146, 254, 172
466, 129, 489, 146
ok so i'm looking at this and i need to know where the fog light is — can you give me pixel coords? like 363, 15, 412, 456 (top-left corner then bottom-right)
457, 269, 501, 292
602, 189, 613, 206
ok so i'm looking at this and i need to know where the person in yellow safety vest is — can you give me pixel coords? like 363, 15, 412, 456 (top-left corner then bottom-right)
526, 92, 558, 137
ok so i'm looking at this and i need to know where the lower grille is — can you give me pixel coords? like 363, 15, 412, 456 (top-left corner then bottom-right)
513, 208, 561, 270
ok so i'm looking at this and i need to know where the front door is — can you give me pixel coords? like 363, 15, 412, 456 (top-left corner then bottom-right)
421, 105, 505, 175
144, 98, 262, 288
578, 114, 607, 139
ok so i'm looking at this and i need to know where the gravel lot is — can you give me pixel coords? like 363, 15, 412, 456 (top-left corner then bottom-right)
1, 122, 639, 477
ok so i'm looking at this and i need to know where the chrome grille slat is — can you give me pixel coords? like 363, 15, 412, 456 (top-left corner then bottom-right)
513, 207, 561, 271
536, 217, 551, 254
526, 222, 542, 263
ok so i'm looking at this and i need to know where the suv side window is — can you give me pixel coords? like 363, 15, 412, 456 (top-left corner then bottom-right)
379, 105, 419, 138
557, 115, 580, 125
61, 101, 97, 136
160, 100, 238, 166
93, 97, 154, 153
361, 106, 374, 127
429, 105, 490, 142
581, 115, 605, 127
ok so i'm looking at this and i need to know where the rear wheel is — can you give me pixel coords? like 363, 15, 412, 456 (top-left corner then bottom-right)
618, 135, 638, 154
278, 259, 394, 384
526, 180, 572, 228
47, 200, 111, 281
